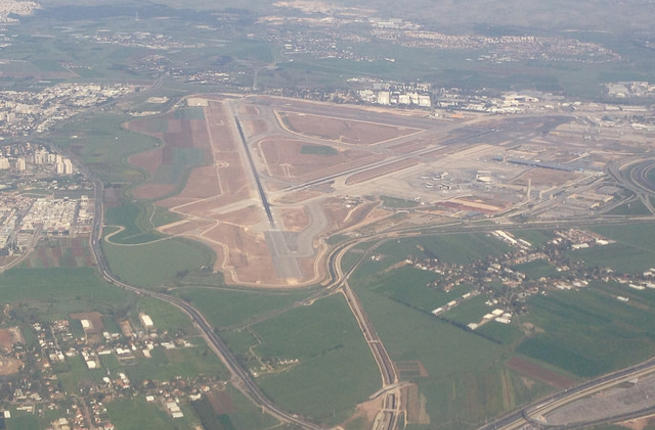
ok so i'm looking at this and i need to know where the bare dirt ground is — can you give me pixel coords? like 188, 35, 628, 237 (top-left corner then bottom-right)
280, 207, 310, 232
259, 137, 375, 182
242, 118, 268, 138
618, 416, 655, 430
506, 356, 576, 389
128, 147, 163, 177
512, 168, 578, 186
404, 383, 430, 425
0, 357, 23, 376
127, 111, 210, 201
0, 327, 23, 353
340, 395, 385, 430
280, 111, 421, 145
122, 94, 553, 287
207, 390, 235, 414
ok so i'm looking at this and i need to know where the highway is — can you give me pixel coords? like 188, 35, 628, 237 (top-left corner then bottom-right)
608, 156, 655, 215
88, 179, 323, 430
79, 99, 655, 430
479, 355, 655, 429
88, 168, 655, 430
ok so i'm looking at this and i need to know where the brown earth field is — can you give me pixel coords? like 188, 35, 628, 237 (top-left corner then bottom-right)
396, 360, 429, 379
122, 97, 456, 286
279, 207, 310, 232
0, 327, 23, 353
128, 147, 163, 178
506, 356, 576, 389
404, 383, 430, 425
215, 205, 264, 226
258, 138, 375, 181
340, 395, 384, 430
322, 199, 380, 232
0, 358, 23, 376
207, 390, 235, 414
238, 104, 259, 117
204, 223, 276, 284
275, 189, 325, 204
618, 416, 655, 430
434, 197, 507, 215
24, 238, 93, 268
279, 111, 422, 145
133, 183, 176, 200
127, 113, 211, 201
512, 168, 578, 186
157, 103, 250, 210
242, 118, 269, 138
178, 164, 221, 199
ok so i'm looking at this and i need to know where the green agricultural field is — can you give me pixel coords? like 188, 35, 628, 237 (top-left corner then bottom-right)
346, 242, 565, 430
476, 321, 525, 346
135, 297, 194, 333
592, 222, 655, 250
0, 267, 132, 320
360, 265, 472, 313
230, 295, 379, 425
440, 295, 490, 325
107, 398, 177, 430
373, 232, 510, 267
351, 280, 546, 430
340, 248, 366, 274
55, 355, 106, 393
176, 287, 311, 329
513, 259, 561, 280
102, 237, 214, 287
300, 144, 338, 155
124, 344, 226, 384
606, 199, 651, 215
513, 229, 554, 247
517, 285, 655, 377
568, 243, 655, 274
6, 413, 40, 430
4, 407, 66, 430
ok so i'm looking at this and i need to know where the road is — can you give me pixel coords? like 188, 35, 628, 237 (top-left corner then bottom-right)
88, 179, 323, 430
78, 96, 655, 430
88, 166, 655, 430
479, 355, 655, 430
608, 156, 655, 214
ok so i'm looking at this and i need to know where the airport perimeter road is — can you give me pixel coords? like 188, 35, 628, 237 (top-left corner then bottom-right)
88, 180, 323, 430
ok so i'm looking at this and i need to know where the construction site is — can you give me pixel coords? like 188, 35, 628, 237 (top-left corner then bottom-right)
123, 94, 652, 287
